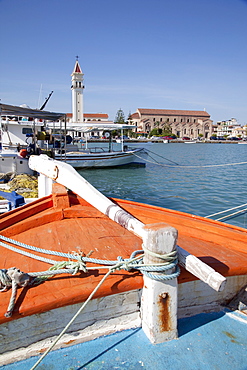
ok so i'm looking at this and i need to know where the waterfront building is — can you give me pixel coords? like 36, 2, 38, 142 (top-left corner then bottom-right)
215, 118, 239, 138
66, 113, 111, 139
128, 108, 213, 139
232, 125, 247, 138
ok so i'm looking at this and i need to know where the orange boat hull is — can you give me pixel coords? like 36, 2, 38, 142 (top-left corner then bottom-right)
0, 183, 246, 324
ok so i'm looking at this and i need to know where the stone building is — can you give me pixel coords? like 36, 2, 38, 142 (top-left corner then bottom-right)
129, 108, 213, 139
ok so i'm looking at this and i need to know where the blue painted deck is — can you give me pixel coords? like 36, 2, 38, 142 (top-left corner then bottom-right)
1, 309, 247, 370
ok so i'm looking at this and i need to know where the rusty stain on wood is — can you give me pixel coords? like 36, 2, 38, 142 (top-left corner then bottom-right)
158, 293, 171, 332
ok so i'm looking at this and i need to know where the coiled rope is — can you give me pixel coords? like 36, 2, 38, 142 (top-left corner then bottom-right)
0, 235, 180, 319
0, 234, 180, 370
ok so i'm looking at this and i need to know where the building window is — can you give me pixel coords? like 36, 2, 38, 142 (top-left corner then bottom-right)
194, 119, 196, 123
187, 119, 190, 123
160, 118, 162, 122
184, 129, 186, 134
174, 118, 176, 122
181, 119, 183, 122
153, 118, 155, 122
22, 128, 32, 134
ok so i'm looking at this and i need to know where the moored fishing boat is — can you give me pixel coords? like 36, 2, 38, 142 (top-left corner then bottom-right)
54, 146, 147, 168
0, 104, 147, 170
0, 155, 246, 368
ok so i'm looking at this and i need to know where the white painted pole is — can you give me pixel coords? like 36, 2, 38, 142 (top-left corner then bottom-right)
141, 223, 178, 343
38, 173, 53, 198
29, 155, 226, 292
29, 155, 145, 237
177, 246, 226, 292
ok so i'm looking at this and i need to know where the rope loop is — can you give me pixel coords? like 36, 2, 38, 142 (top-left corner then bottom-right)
139, 246, 180, 281
142, 245, 177, 263
0, 234, 181, 319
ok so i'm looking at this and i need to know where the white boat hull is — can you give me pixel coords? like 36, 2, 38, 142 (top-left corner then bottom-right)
55, 148, 147, 168
0, 152, 33, 175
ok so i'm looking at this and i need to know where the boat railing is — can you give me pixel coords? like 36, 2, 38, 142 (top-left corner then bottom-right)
205, 203, 247, 222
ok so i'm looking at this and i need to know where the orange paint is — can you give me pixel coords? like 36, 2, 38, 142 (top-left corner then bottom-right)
0, 183, 246, 324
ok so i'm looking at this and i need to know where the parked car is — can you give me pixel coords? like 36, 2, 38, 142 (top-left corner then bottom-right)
162, 136, 175, 140
182, 137, 190, 140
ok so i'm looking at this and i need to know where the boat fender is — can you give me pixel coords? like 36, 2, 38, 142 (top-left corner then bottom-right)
19, 149, 28, 158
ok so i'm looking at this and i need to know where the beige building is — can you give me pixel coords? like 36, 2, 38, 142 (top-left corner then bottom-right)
129, 108, 213, 139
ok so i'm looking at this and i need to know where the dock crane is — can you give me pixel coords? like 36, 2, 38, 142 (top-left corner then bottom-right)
39, 91, 53, 110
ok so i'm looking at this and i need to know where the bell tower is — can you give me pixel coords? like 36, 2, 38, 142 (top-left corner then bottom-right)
71, 57, 84, 123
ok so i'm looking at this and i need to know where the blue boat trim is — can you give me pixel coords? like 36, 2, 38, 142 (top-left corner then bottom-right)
2, 309, 247, 370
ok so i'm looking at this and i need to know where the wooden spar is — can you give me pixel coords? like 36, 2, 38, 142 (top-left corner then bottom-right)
29, 155, 226, 292
177, 246, 226, 292
29, 155, 145, 237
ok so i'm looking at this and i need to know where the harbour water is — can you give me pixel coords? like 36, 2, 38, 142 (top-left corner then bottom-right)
78, 142, 247, 229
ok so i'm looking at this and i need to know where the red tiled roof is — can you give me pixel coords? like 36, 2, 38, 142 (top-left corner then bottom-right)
84, 113, 108, 118
66, 113, 108, 118
137, 108, 210, 117
129, 112, 139, 119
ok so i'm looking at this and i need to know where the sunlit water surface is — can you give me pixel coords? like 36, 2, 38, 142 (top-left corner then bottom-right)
78, 143, 247, 229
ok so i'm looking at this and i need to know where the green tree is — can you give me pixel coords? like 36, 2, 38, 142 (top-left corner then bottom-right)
162, 119, 172, 136
114, 108, 125, 124
149, 128, 159, 137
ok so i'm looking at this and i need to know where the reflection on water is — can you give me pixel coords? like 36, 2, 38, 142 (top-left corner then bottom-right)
78, 143, 247, 228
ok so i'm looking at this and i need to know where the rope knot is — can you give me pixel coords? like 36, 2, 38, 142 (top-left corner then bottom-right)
72, 254, 88, 273
1, 267, 33, 318
0, 269, 12, 291
115, 256, 132, 271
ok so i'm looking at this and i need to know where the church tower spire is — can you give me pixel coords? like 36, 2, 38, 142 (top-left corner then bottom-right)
71, 57, 84, 123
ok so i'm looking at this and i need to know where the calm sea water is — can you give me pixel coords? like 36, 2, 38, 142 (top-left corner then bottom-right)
78, 143, 247, 229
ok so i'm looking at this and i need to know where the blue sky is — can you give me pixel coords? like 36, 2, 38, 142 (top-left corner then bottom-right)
1, 0, 247, 124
